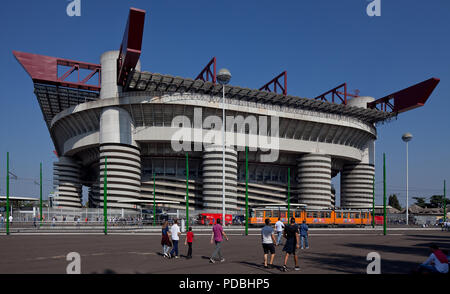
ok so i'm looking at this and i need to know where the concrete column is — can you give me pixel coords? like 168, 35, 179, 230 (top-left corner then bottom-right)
53, 157, 82, 208
100, 51, 121, 99
340, 163, 375, 209
100, 50, 141, 99
98, 51, 142, 210
297, 153, 332, 209
202, 145, 238, 213
99, 107, 137, 147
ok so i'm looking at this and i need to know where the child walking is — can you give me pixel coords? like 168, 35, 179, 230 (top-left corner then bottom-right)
161, 221, 172, 258
185, 227, 194, 259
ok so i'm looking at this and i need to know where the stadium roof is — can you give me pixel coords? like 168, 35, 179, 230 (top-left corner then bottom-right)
34, 84, 99, 127
126, 70, 397, 124
24, 69, 395, 147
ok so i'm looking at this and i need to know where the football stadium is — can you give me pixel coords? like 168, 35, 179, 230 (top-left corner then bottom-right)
14, 8, 439, 215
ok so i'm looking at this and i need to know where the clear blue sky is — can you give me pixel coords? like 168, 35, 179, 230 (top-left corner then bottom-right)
0, 0, 449, 207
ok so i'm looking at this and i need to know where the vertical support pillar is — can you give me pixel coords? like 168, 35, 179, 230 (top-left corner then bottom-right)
372, 175, 375, 228
383, 153, 387, 236
406, 141, 409, 225
6, 152, 10, 235
288, 168, 291, 219
153, 173, 156, 227
40, 163, 43, 227
202, 145, 238, 214
53, 157, 82, 208
341, 163, 375, 209
103, 156, 108, 235
99, 50, 141, 210
297, 154, 332, 209
444, 180, 446, 223
245, 146, 249, 236
186, 153, 189, 231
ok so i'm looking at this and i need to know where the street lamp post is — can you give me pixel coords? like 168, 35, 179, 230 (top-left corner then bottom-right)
217, 68, 232, 225
402, 133, 413, 225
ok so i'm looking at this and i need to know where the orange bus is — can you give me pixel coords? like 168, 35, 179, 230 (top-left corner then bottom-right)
249, 206, 372, 227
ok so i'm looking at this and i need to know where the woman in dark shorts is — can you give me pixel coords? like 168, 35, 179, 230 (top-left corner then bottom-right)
282, 217, 300, 271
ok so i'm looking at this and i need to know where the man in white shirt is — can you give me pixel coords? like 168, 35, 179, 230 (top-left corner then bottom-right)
169, 219, 181, 259
274, 218, 285, 246
261, 218, 277, 268
417, 244, 449, 274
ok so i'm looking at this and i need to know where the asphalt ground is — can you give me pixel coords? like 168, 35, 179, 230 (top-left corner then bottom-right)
0, 229, 449, 274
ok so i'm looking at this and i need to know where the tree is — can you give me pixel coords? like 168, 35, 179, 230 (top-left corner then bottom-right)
429, 195, 450, 208
388, 194, 402, 211
413, 197, 427, 208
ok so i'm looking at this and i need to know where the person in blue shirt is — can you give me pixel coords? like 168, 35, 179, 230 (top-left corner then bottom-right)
299, 220, 309, 249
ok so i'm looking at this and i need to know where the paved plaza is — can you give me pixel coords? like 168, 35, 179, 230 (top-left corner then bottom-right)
0, 228, 448, 274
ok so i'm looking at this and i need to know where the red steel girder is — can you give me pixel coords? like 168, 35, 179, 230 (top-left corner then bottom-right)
259, 71, 287, 96
117, 8, 146, 87
13, 51, 101, 91
367, 78, 440, 113
315, 83, 348, 105
195, 57, 217, 84
337, 90, 359, 98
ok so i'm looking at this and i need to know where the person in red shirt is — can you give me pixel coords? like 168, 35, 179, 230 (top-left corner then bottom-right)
185, 227, 194, 259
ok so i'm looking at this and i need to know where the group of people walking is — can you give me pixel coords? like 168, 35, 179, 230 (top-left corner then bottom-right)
0, 214, 13, 228
161, 219, 199, 260
161, 218, 229, 262
161, 218, 228, 262
159, 216, 308, 272
442, 221, 450, 231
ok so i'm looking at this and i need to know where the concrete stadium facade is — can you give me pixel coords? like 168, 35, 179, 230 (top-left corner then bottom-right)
44, 50, 391, 214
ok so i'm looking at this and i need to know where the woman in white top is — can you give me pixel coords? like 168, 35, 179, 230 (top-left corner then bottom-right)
274, 218, 285, 246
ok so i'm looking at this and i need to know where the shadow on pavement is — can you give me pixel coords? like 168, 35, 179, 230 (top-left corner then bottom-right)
303, 252, 419, 274
91, 269, 117, 274
407, 234, 450, 240
303, 252, 365, 274
238, 261, 282, 274
343, 243, 427, 256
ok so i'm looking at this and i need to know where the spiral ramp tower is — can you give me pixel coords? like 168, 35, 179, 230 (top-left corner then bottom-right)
202, 145, 238, 213
297, 154, 332, 209
53, 157, 82, 208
